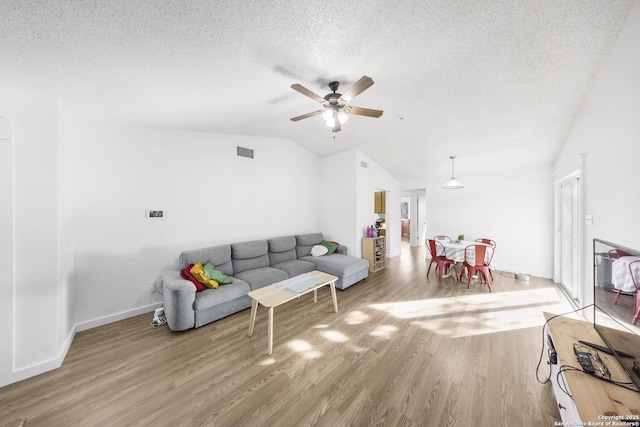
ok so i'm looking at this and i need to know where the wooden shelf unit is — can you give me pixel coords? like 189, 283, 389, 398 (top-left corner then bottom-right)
544, 312, 640, 424
362, 236, 385, 272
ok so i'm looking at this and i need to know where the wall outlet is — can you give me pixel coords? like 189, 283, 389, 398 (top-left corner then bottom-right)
147, 281, 157, 294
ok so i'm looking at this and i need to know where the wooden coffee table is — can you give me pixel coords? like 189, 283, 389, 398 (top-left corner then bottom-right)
247, 270, 339, 355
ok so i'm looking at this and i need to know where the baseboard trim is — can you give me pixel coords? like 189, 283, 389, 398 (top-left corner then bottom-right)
76, 302, 162, 332
1, 303, 162, 388
7, 325, 76, 387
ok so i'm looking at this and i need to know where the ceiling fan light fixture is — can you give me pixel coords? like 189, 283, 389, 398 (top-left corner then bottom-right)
442, 155, 464, 189
322, 109, 334, 121
325, 116, 336, 128
337, 110, 349, 124
290, 76, 383, 133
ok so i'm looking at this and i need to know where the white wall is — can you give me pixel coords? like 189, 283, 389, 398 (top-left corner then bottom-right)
0, 93, 72, 387
0, 115, 14, 386
57, 105, 76, 352
72, 123, 322, 327
425, 165, 554, 278
320, 150, 358, 253
554, 0, 640, 304
356, 150, 402, 258
320, 149, 402, 259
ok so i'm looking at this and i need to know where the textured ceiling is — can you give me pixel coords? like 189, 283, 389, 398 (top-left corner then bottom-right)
0, 0, 633, 186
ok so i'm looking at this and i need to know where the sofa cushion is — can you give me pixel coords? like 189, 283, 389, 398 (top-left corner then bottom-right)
321, 240, 339, 254
180, 244, 233, 276
272, 259, 316, 277
268, 236, 297, 265
194, 279, 251, 310
268, 235, 297, 252
234, 267, 288, 291
302, 253, 369, 278
295, 233, 324, 258
231, 240, 270, 274
311, 245, 329, 257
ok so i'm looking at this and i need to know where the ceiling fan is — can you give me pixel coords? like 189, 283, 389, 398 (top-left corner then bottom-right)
290, 76, 383, 133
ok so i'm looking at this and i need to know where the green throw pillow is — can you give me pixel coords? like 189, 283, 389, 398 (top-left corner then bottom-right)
203, 261, 233, 284
320, 240, 338, 255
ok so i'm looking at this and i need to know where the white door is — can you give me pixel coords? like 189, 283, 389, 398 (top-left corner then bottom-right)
560, 177, 580, 300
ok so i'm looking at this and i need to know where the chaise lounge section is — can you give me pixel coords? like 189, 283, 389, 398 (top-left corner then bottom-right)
160, 233, 369, 331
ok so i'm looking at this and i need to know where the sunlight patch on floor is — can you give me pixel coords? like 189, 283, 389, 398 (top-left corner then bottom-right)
370, 324, 398, 339
287, 339, 323, 359
370, 287, 561, 319
321, 330, 349, 343
412, 302, 570, 337
288, 339, 312, 352
344, 310, 371, 325
258, 358, 276, 366
369, 287, 573, 337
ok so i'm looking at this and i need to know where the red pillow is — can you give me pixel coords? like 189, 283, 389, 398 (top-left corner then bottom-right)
330, 241, 341, 253
180, 263, 207, 292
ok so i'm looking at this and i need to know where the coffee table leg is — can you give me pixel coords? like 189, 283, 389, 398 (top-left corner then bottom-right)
248, 299, 258, 336
313, 289, 318, 303
267, 307, 274, 355
330, 281, 338, 313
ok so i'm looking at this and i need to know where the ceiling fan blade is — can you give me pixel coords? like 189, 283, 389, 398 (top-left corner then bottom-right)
332, 119, 341, 133
290, 110, 322, 121
291, 84, 326, 103
348, 106, 384, 118
340, 76, 374, 103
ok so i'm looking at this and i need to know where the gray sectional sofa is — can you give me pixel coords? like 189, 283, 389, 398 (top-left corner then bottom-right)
160, 233, 369, 331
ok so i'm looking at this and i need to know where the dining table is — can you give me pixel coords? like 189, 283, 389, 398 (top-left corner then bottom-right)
612, 256, 640, 293
434, 240, 494, 279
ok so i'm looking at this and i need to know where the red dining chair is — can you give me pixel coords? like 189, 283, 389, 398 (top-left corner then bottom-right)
426, 239, 456, 282
610, 249, 633, 305
434, 235, 452, 242
475, 238, 496, 247
458, 244, 493, 292
630, 260, 640, 324
475, 238, 496, 280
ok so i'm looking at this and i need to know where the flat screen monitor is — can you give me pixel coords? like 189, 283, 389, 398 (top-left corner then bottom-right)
593, 238, 640, 392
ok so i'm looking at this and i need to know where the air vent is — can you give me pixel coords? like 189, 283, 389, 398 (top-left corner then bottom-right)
237, 146, 254, 159
361, 161, 368, 168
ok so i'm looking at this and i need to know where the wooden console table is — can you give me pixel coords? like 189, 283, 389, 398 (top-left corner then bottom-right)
544, 312, 640, 423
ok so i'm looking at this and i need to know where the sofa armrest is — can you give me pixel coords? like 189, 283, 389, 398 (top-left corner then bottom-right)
160, 270, 197, 331
337, 244, 348, 255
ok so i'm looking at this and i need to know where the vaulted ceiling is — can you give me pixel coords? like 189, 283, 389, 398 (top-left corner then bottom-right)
0, 0, 633, 186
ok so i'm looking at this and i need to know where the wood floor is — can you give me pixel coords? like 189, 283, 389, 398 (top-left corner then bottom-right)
0, 242, 572, 426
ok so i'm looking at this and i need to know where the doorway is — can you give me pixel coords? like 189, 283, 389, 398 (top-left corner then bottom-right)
557, 173, 581, 302
400, 189, 426, 250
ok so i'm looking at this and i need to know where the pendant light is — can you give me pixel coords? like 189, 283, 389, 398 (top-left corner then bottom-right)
442, 155, 464, 189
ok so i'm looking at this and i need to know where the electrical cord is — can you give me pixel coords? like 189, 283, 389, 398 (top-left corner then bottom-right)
557, 365, 582, 399
536, 304, 593, 384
